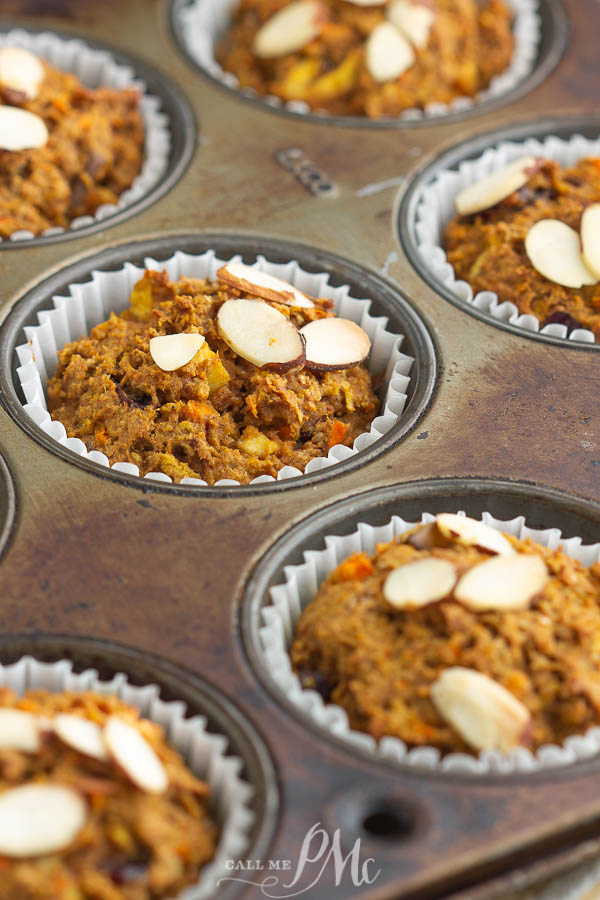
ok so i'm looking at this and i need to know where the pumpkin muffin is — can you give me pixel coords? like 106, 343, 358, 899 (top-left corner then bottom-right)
0, 689, 218, 899
0, 45, 144, 238
216, 0, 515, 118
291, 514, 600, 755
444, 157, 600, 338
46, 264, 380, 484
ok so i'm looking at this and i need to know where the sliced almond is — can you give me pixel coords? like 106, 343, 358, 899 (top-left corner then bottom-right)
455, 156, 540, 216
104, 717, 168, 795
581, 203, 600, 280
0, 47, 45, 101
454, 553, 548, 612
218, 298, 305, 371
387, 0, 435, 49
384, 558, 457, 610
217, 262, 314, 309
525, 219, 598, 289
149, 333, 205, 371
430, 667, 531, 752
406, 522, 450, 550
0, 709, 40, 753
253, 1, 326, 59
435, 514, 514, 556
0, 784, 87, 857
54, 714, 110, 762
366, 22, 415, 83
0, 106, 48, 151
300, 317, 371, 371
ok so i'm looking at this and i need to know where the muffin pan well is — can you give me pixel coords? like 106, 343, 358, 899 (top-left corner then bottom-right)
0, 0, 599, 898
243, 478, 600, 776
169, 0, 567, 129
398, 115, 600, 348
0, 634, 278, 900
0, 233, 436, 493
0, 24, 195, 248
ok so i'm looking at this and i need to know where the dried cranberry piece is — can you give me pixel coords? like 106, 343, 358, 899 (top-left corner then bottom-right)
298, 669, 332, 702
540, 311, 585, 335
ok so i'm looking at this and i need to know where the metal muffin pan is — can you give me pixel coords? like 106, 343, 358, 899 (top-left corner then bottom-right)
0, 453, 16, 562
0, 233, 437, 495
168, 0, 568, 130
398, 114, 600, 348
0, 0, 598, 897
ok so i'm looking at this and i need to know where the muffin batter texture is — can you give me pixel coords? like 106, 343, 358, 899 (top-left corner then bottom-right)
0, 55, 144, 237
217, 0, 514, 118
291, 519, 600, 754
0, 689, 218, 900
445, 157, 600, 337
47, 269, 380, 484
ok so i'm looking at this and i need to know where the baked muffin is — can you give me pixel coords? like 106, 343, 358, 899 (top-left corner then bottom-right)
0, 689, 218, 899
0, 45, 144, 238
216, 0, 515, 118
291, 514, 600, 755
46, 262, 380, 484
444, 156, 600, 338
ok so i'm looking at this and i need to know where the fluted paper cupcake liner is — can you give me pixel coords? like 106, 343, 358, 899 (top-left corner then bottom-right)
15, 249, 413, 486
0, 28, 170, 242
414, 132, 600, 343
0, 655, 255, 899
176, 0, 540, 122
259, 510, 600, 775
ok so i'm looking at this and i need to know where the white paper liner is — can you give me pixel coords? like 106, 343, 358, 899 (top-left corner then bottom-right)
176, 0, 540, 122
414, 132, 600, 344
259, 510, 600, 775
0, 28, 171, 242
0, 655, 255, 899
15, 249, 414, 486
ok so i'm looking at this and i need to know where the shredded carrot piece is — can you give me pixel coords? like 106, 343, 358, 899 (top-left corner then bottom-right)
334, 552, 374, 582
328, 420, 349, 450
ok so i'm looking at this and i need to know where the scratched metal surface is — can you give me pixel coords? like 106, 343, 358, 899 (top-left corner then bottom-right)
0, 1, 598, 898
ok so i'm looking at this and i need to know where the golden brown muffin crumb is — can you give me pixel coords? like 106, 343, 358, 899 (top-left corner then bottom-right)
217, 0, 515, 118
0, 56, 144, 238
0, 690, 218, 900
444, 158, 600, 338
291, 520, 600, 754
47, 269, 380, 484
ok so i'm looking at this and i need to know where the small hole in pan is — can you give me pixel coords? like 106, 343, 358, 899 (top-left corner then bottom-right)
362, 805, 414, 842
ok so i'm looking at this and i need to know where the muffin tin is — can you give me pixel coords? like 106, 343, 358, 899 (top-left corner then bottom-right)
0, 0, 599, 897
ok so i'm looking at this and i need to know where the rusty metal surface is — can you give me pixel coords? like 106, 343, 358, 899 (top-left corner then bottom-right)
0, 0, 598, 897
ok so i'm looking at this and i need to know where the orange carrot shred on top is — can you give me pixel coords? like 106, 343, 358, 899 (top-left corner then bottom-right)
333, 552, 374, 582
327, 420, 349, 451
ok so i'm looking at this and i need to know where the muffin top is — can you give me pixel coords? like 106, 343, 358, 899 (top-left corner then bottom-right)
0, 689, 218, 899
0, 45, 144, 237
291, 514, 600, 755
445, 156, 600, 338
47, 264, 379, 484
216, 0, 514, 118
